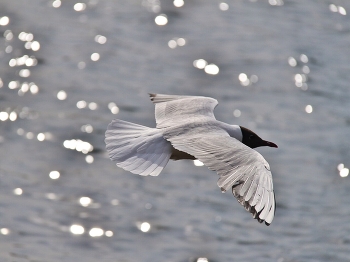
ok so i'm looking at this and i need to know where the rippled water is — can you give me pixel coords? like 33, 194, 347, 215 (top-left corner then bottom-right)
1, 1, 350, 261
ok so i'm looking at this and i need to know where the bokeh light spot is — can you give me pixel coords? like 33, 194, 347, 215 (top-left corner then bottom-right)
204, 64, 219, 75
9, 112, 17, 121
74, 3, 86, 11
337, 163, 344, 171
17, 128, 24, 135
250, 75, 258, 83
300, 54, 308, 63
340, 168, 349, 178
305, 105, 313, 114
77, 100, 87, 109
52, 0, 61, 8
19, 69, 31, 78
25, 33, 34, 42
0, 112, 9, 121
91, 53, 100, 61
13, 188, 23, 195
37, 133, 45, 141
31, 41, 40, 51
30, 84, 39, 94
88, 102, 98, 110
85, 155, 94, 164
329, 4, 338, 12
49, 171, 60, 180
111, 106, 119, 114
89, 228, 104, 237
57, 90, 67, 100
177, 38, 186, 46
302, 65, 310, 74
338, 6, 347, 15
8, 81, 19, 89
239, 73, 248, 82
288, 57, 297, 67
4, 30, 13, 41
105, 230, 113, 237
219, 3, 229, 11
46, 193, 57, 200
79, 197, 92, 207
81, 124, 93, 133
95, 35, 107, 44
24, 42, 32, 50
0, 16, 10, 26
173, 0, 184, 7
233, 109, 241, 117
155, 14, 168, 26
193, 59, 207, 69
269, 0, 284, 6
168, 39, 177, 49
5, 46, 13, 53
70, 224, 85, 235
78, 61, 86, 69
26, 132, 34, 139
9, 59, 16, 67
0, 228, 10, 235
111, 199, 119, 205
139, 222, 151, 232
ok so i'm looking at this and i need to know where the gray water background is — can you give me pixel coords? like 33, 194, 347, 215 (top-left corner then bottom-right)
0, 0, 350, 261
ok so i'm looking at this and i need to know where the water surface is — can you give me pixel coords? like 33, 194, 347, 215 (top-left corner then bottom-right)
0, 1, 350, 261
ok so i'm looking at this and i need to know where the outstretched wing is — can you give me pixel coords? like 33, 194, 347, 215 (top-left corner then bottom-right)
149, 93, 218, 128
164, 125, 275, 225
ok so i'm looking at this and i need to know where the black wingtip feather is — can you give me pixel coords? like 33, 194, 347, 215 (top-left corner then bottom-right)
233, 186, 270, 226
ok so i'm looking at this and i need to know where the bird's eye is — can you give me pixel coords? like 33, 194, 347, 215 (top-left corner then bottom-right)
249, 135, 255, 140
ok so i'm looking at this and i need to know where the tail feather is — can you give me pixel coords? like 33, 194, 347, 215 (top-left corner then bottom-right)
105, 119, 171, 176
149, 153, 170, 176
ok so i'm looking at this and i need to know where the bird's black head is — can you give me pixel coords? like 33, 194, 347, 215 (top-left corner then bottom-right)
240, 126, 278, 149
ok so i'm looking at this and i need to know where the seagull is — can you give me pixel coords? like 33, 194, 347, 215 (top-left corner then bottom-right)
105, 94, 278, 225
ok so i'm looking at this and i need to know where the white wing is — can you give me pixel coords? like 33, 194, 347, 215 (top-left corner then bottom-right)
149, 93, 218, 128
164, 125, 275, 225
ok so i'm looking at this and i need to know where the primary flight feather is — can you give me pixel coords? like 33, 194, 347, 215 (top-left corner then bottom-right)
105, 93, 278, 225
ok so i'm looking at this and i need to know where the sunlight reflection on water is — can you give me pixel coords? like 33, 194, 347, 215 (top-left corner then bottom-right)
1, 1, 350, 262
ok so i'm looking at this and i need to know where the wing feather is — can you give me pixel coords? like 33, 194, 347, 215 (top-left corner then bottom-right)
239, 167, 255, 196
163, 126, 275, 225
149, 93, 218, 128
244, 174, 259, 201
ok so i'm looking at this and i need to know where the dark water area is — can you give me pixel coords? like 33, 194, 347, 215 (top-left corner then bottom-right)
0, 0, 350, 261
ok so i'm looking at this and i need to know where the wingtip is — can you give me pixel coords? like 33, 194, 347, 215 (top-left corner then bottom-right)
148, 93, 156, 101
236, 194, 273, 226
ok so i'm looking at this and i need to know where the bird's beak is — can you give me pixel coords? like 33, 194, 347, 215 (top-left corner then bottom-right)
262, 140, 278, 148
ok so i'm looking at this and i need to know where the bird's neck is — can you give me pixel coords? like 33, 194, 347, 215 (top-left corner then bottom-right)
218, 122, 243, 142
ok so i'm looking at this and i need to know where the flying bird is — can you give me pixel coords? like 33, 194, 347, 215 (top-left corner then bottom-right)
105, 94, 278, 225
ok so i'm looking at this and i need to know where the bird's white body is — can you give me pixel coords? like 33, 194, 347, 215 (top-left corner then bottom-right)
105, 94, 276, 225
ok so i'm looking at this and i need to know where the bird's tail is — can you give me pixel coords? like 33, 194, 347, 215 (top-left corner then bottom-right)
105, 119, 172, 176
